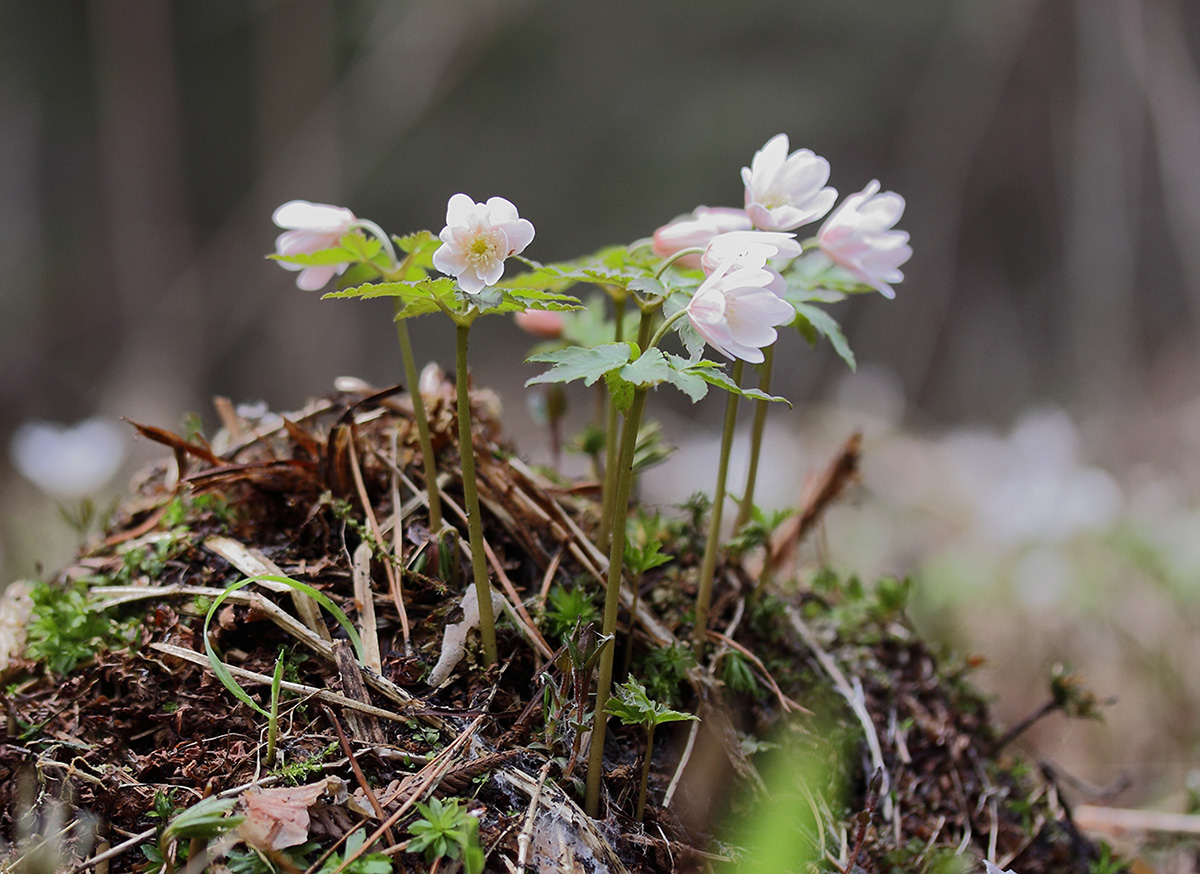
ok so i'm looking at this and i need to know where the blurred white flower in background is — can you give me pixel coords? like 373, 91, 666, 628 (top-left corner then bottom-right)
10, 417, 128, 498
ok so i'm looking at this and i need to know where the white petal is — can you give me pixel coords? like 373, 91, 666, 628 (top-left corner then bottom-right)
484, 196, 521, 224
445, 193, 478, 226
272, 200, 354, 232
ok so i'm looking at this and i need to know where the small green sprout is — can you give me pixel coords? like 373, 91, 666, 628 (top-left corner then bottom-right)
604, 678, 698, 820
406, 797, 484, 874
313, 828, 393, 874
152, 794, 243, 874
543, 583, 599, 642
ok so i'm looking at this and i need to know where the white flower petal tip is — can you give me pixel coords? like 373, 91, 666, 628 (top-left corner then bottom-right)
10, 417, 128, 498
701, 230, 803, 276
983, 862, 1018, 874
433, 193, 535, 294
741, 134, 838, 231
817, 180, 912, 298
271, 199, 357, 290
652, 206, 753, 266
685, 266, 795, 363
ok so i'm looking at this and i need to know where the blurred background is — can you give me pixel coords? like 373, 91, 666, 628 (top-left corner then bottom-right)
3, 0, 1200, 842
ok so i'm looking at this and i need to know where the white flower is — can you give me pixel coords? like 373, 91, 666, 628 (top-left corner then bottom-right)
817, 180, 912, 299
10, 417, 127, 498
685, 265, 796, 363
983, 862, 1018, 874
741, 134, 838, 231
700, 230, 803, 276
652, 206, 753, 266
432, 193, 535, 294
272, 200, 357, 291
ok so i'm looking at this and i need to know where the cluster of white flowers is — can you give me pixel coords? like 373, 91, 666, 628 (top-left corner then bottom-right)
270, 133, 910, 365
654, 133, 911, 360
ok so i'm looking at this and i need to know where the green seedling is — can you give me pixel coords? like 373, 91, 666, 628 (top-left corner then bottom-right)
543, 583, 600, 643
604, 678, 698, 820
152, 794, 243, 874
202, 574, 363, 717
406, 797, 484, 874
265, 650, 285, 769
313, 828, 393, 874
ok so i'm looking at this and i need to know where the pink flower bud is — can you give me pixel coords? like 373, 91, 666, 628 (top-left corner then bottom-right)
514, 309, 565, 339
652, 207, 752, 267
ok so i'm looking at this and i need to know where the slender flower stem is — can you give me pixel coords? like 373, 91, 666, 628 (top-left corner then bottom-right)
654, 246, 705, 279
597, 296, 627, 548
393, 303, 443, 532
733, 344, 774, 533
693, 359, 744, 658
585, 386, 649, 818
351, 218, 399, 266
647, 307, 689, 349
455, 322, 497, 666
635, 724, 656, 821
597, 306, 655, 550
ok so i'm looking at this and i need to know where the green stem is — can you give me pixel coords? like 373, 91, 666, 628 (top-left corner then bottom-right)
654, 246, 705, 279
597, 296, 627, 548
393, 305, 443, 532
647, 307, 690, 349
636, 723, 656, 821
693, 359, 744, 658
597, 306, 655, 550
585, 386, 648, 818
733, 344, 774, 534
455, 322, 497, 666
351, 218, 399, 266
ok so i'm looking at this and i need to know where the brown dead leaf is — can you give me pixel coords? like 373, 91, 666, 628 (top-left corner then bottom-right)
238, 778, 330, 851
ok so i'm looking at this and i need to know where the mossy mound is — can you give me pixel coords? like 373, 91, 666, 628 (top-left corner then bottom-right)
0, 379, 1114, 873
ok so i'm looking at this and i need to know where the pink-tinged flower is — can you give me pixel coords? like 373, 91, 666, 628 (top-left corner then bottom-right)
433, 193, 535, 294
685, 265, 796, 363
700, 230, 803, 276
514, 308, 564, 339
816, 180, 911, 299
741, 134, 838, 231
652, 206, 753, 266
272, 200, 357, 290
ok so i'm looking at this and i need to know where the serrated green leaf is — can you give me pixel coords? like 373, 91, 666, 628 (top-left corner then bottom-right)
269, 247, 357, 267
695, 365, 792, 406
793, 302, 856, 370
526, 342, 634, 388
619, 347, 674, 387
627, 276, 666, 298
605, 370, 635, 413
662, 353, 710, 403
323, 277, 459, 319
338, 231, 382, 262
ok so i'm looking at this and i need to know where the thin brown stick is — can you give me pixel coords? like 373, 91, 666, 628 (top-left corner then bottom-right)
387, 432, 412, 653
322, 705, 395, 846
332, 716, 486, 874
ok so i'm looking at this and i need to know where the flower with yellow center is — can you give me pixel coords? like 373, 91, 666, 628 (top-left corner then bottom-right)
433, 193, 535, 294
